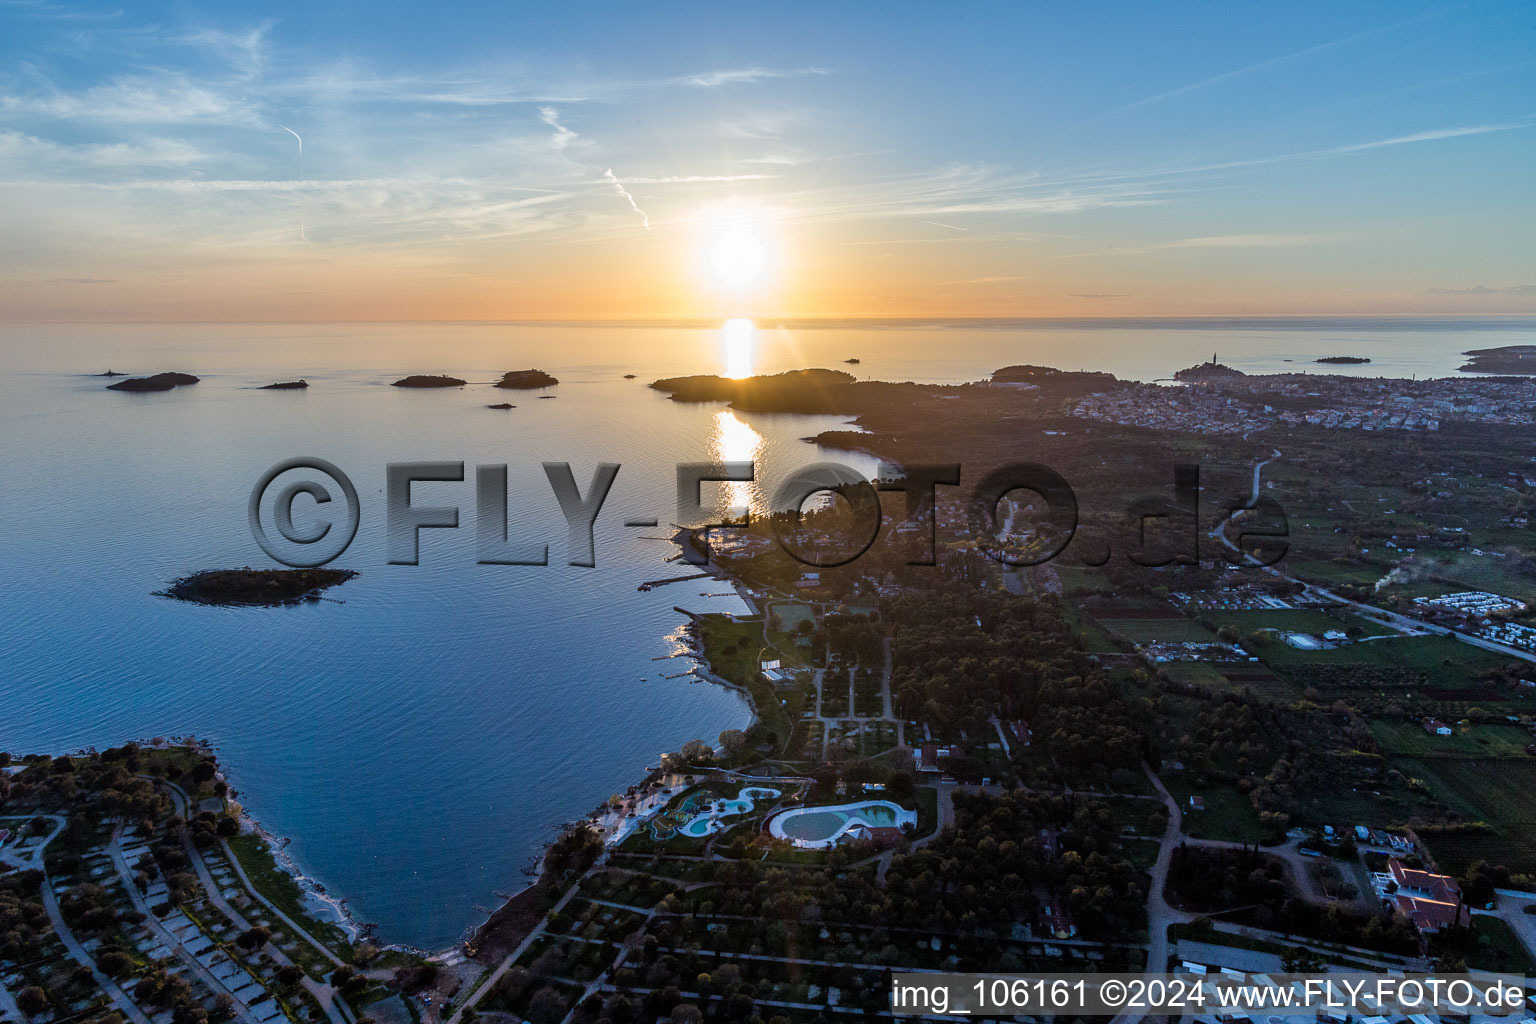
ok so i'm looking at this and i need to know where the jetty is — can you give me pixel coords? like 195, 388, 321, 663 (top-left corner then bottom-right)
637, 572, 711, 592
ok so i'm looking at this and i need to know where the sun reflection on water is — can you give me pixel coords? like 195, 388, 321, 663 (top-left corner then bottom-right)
710, 409, 762, 514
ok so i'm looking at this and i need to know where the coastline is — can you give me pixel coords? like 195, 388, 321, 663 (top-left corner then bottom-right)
230, 800, 369, 946
462, 534, 762, 957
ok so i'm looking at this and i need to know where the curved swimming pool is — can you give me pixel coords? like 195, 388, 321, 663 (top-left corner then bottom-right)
768, 800, 917, 848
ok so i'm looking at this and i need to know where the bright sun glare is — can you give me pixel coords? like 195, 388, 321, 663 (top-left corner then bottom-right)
709, 227, 766, 287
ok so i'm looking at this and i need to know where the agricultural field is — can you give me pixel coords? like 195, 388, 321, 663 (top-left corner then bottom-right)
1369, 720, 1536, 759
1107, 618, 1221, 645
1158, 773, 1270, 844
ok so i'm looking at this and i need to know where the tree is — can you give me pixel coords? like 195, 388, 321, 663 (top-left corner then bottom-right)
718, 729, 748, 754
276, 964, 305, 989
16, 986, 48, 1016
236, 926, 271, 950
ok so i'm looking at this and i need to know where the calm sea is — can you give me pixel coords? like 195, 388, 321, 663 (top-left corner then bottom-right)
1, 317, 1531, 948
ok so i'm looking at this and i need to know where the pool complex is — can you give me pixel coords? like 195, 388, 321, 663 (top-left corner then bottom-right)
768, 800, 918, 848
647, 786, 782, 841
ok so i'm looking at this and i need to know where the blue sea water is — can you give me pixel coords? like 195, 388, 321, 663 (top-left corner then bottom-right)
1, 317, 1531, 948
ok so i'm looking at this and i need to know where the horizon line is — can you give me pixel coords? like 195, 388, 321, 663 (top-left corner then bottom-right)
3, 312, 1536, 327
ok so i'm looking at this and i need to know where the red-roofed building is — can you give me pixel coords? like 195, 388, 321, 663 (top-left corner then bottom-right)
1389, 859, 1467, 934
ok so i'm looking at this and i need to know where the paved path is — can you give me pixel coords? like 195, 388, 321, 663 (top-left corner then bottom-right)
159, 782, 353, 1024
108, 827, 263, 1024
446, 883, 583, 1024
1477, 892, 1536, 964
1, 815, 152, 1024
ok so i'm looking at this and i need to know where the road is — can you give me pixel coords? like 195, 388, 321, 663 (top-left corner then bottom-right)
1476, 891, 1536, 964
107, 826, 263, 1024
446, 882, 584, 1024
159, 781, 353, 1024
0, 815, 153, 1024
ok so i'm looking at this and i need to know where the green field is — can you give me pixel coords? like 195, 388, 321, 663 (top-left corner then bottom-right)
1062, 603, 1121, 653
1202, 608, 1354, 635
1159, 773, 1270, 844
1108, 618, 1220, 644
1161, 662, 1228, 687
1395, 757, 1536, 825
768, 601, 817, 633
1370, 720, 1536, 758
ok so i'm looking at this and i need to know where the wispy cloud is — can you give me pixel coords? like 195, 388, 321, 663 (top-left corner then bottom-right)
1070, 292, 1124, 299
1422, 284, 1536, 296
677, 66, 828, 88
1157, 233, 1340, 249
1112, 6, 1456, 113
538, 106, 579, 150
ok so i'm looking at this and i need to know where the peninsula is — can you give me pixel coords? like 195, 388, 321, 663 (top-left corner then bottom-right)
1459, 345, 1536, 374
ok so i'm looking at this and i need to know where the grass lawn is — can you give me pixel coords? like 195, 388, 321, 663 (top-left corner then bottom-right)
224, 834, 354, 959
912, 786, 940, 839
1201, 608, 1353, 635
1062, 603, 1120, 653
697, 614, 792, 753
767, 601, 817, 633
1369, 719, 1536, 758
1429, 914, 1536, 974
1158, 774, 1270, 844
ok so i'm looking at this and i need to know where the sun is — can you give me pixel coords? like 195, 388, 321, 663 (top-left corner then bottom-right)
697, 206, 775, 292
709, 226, 766, 287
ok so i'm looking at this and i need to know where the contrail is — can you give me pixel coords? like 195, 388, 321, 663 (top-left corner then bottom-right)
279, 125, 303, 179
603, 169, 649, 230
279, 125, 307, 242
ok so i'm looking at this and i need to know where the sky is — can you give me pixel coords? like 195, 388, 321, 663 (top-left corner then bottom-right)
0, 0, 1532, 320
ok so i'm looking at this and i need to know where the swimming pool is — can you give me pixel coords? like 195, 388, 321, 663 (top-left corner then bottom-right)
651, 785, 782, 840
768, 800, 917, 848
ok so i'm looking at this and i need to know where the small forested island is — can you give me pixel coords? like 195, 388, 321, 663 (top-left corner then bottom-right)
494, 368, 559, 389
106, 372, 199, 392
158, 567, 357, 606
844, 357, 861, 364
486, 402, 515, 409
391, 374, 466, 388
651, 367, 856, 412
992, 363, 1123, 388
622, 373, 637, 379
97, 369, 126, 376
260, 379, 309, 389
1460, 344, 1536, 374
1315, 356, 1371, 365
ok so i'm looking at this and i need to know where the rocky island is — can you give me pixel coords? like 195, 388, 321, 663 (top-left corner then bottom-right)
158, 567, 358, 606
261, 379, 309, 389
493, 368, 559, 389
391, 374, 466, 388
650, 367, 856, 412
1460, 345, 1536, 374
106, 371, 199, 392
1315, 356, 1371, 364
487, 402, 515, 409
